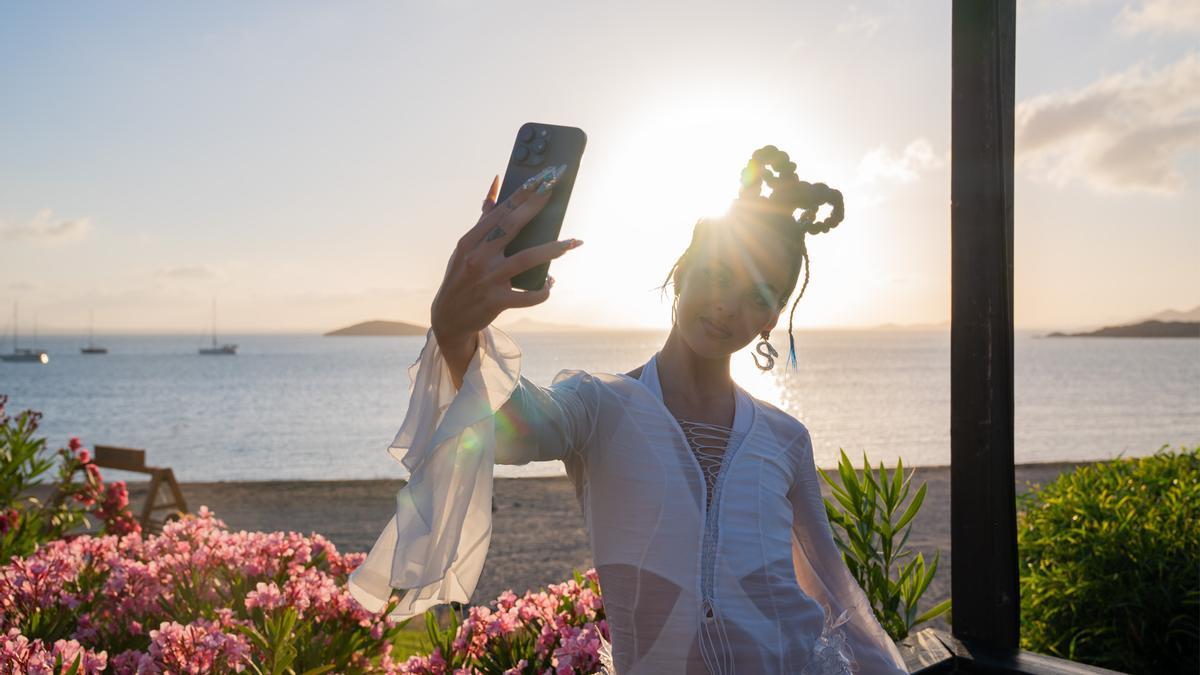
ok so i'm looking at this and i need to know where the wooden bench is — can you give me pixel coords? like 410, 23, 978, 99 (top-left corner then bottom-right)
93, 445, 189, 532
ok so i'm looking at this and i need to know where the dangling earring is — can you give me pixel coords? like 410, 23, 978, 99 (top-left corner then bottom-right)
671, 295, 678, 325
752, 331, 778, 371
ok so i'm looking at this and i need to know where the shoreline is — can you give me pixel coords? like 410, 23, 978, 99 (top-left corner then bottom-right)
118, 460, 1097, 633
134, 458, 1098, 486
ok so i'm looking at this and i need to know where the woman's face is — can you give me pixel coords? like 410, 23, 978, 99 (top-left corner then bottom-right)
674, 227, 796, 358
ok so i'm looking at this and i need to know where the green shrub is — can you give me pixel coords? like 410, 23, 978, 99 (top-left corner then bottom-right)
1, 395, 141, 561
820, 450, 951, 641
1017, 445, 1199, 673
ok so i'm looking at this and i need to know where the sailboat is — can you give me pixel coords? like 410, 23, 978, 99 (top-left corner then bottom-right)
81, 310, 108, 354
199, 298, 237, 355
1, 301, 49, 364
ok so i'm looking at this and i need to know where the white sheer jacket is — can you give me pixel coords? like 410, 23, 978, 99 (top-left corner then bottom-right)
347, 326, 908, 674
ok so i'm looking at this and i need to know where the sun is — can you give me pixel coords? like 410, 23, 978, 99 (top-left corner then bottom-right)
561, 91, 802, 328
605, 93, 787, 227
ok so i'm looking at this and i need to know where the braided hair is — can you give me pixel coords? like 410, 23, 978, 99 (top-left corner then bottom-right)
660, 145, 845, 370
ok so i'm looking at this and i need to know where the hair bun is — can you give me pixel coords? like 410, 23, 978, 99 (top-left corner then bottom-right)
736, 145, 845, 236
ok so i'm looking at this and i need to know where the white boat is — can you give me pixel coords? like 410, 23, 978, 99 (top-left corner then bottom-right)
81, 310, 108, 354
1, 301, 49, 364
199, 298, 237, 355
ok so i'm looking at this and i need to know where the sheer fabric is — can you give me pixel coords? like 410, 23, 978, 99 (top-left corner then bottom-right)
348, 326, 907, 674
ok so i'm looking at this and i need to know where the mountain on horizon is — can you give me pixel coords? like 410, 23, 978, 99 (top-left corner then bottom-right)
324, 320, 426, 337
1141, 304, 1200, 323
1050, 303, 1200, 336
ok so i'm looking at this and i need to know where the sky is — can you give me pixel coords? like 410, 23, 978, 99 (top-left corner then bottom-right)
1, 0, 1197, 336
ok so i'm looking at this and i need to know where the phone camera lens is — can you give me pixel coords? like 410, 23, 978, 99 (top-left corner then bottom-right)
519, 127, 535, 142
532, 140, 547, 154
513, 145, 529, 162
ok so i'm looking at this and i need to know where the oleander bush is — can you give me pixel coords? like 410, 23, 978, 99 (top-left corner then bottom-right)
0, 395, 141, 561
0, 397, 408, 674
396, 569, 610, 675
819, 450, 951, 642
0, 507, 406, 674
1017, 445, 1199, 673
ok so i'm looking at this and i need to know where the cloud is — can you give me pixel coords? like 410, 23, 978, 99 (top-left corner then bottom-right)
857, 138, 945, 184
1015, 52, 1200, 194
0, 209, 92, 244
155, 265, 223, 281
1116, 0, 1200, 35
836, 5, 882, 39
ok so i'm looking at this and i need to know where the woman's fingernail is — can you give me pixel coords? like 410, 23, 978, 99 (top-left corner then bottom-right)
532, 164, 570, 195
522, 166, 557, 191
560, 238, 583, 249
547, 275, 555, 287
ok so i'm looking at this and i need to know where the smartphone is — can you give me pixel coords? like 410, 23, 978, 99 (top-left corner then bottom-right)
498, 122, 587, 291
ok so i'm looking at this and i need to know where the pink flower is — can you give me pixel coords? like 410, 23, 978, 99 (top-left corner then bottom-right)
111, 648, 160, 674
0, 508, 18, 535
0, 628, 108, 675
147, 619, 250, 674
244, 581, 285, 612
502, 659, 529, 675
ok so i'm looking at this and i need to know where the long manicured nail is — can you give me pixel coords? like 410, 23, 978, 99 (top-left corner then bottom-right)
534, 164, 570, 194
547, 275, 556, 287
522, 166, 557, 191
560, 238, 583, 249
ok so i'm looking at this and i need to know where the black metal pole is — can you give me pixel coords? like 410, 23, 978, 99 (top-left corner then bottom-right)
950, 0, 1019, 649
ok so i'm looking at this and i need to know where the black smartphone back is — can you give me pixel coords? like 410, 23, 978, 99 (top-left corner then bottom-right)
498, 122, 587, 291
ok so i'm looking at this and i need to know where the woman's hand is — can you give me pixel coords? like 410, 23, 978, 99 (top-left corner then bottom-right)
431, 166, 584, 386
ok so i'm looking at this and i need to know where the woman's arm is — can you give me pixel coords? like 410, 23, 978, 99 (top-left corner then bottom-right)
787, 426, 909, 674
431, 168, 582, 391
347, 171, 585, 619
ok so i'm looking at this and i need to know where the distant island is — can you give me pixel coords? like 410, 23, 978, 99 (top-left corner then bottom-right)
1047, 320, 1199, 339
1045, 304, 1200, 338
324, 320, 427, 337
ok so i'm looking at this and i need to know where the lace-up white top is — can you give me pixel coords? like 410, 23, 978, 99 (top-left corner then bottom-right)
347, 326, 908, 674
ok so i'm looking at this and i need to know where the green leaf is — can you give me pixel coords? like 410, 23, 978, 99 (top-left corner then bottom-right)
914, 598, 953, 624
895, 483, 927, 531
915, 550, 939, 599
830, 488, 859, 515
838, 457, 861, 504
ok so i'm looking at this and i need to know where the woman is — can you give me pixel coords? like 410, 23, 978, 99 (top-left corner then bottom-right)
348, 146, 909, 674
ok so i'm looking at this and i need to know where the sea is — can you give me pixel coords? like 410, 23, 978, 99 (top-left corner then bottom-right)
1, 330, 1196, 483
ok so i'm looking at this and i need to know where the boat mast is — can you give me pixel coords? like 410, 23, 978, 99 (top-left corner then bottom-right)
211, 297, 217, 348
11, 301, 16, 352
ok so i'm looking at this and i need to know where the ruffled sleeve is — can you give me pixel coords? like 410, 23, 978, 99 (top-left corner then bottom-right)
787, 426, 908, 674
347, 325, 592, 620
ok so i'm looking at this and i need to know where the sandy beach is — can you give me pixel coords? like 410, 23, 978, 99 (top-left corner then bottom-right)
127, 462, 1087, 632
